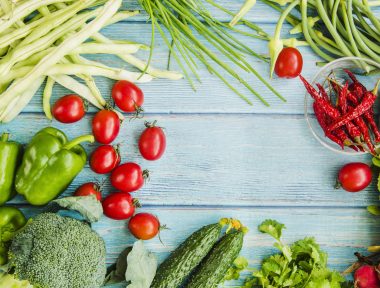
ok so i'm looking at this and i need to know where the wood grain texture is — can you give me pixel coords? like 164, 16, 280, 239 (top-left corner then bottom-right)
1, 113, 374, 207
2, 1, 380, 285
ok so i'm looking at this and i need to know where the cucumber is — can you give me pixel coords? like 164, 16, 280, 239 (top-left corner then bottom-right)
184, 229, 244, 288
151, 222, 222, 288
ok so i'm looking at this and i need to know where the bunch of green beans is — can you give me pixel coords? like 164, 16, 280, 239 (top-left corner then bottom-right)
264, 0, 380, 73
0, 0, 182, 123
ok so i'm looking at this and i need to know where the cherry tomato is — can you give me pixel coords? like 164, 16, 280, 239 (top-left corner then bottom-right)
74, 182, 102, 201
112, 80, 144, 113
274, 47, 303, 79
92, 110, 120, 144
102, 192, 138, 220
337, 162, 372, 192
90, 145, 121, 174
110, 163, 148, 192
128, 213, 160, 240
52, 94, 86, 123
139, 121, 166, 161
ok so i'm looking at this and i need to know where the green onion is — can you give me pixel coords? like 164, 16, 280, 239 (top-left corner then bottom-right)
139, 0, 285, 105
229, 0, 256, 27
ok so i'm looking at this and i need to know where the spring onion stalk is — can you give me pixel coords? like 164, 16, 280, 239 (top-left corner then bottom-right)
229, 0, 256, 27
0, 0, 122, 112
139, 0, 285, 105
43, 77, 55, 120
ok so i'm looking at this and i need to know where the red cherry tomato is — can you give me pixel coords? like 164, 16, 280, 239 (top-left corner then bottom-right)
52, 94, 86, 123
337, 162, 372, 192
139, 121, 166, 161
128, 213, 160, 240
112, 80, 144, 113
110, 163, 148, 192
74, 182, 102, 201
90, 145, 121, 174
92, 110, 120, 144
102, 192, 138, 220
274, 47, 303, 79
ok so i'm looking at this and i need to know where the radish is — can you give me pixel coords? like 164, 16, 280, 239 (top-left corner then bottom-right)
354, 265, 380, 288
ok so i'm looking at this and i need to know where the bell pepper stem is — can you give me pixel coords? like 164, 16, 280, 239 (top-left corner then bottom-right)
63, 135, 95, 150
0, 133, 9, 142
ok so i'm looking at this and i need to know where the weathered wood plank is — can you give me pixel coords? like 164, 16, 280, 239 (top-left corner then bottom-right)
1, 113, 374, 207
19, 206, 376, 285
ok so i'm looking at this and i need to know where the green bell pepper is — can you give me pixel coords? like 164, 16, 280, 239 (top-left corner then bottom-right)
0, 206, 26, 265
0, 133, 23, 206
15, 127, 94, 206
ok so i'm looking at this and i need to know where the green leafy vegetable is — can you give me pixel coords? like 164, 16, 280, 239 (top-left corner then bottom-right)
125, 240, 157, 288
368, 205, 380, 216
242, 219, 346, 287
51, 195, 103, 223
104, 247, 132, 285
224, 256, 249, 281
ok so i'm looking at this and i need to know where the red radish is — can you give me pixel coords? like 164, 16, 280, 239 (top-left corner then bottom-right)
354, 265, 380, 288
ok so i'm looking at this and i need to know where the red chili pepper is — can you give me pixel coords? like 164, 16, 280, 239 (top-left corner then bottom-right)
353, 116, 376, 154
300, 75, 341, 119
313, 102, 344, 148
344, 69, 366, 100
327, 91, 376, 132
316, 83, 329, 100
337, 83, 361, 143
336, 82, 379, 140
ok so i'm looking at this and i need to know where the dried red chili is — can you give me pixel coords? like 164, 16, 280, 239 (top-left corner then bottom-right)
313, 102, 344, 148
353, 116, 376, 154
300, 75, 341, 119
327, 91, 376, 132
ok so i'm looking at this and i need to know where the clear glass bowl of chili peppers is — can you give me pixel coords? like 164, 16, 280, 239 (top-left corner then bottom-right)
304, 57, 380, 155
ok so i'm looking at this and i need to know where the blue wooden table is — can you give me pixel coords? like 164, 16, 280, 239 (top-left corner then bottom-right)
2, 1, 380, 286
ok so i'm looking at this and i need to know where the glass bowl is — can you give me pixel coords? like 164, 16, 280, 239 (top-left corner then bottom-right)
304, 57, 380, 155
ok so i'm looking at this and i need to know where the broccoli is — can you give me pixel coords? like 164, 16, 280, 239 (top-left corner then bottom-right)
0, 272, 33, 288
8, 213, 106, 288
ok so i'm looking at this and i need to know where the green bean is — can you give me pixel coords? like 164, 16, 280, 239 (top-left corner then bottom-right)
347, 0, 380, 64
0, 0, 122, 112
42, 77, 54, 120
315, 0, 354, 57
0, 0, 76, 32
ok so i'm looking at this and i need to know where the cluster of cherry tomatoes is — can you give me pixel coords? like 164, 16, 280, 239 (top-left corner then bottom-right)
52, 80, 166, 241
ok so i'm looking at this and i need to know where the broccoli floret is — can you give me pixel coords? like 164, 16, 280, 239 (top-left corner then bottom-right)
8, 213, 106, 288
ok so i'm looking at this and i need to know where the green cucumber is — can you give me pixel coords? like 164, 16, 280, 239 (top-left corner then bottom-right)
151, 222, 222, 288
184, 229, 244, 288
